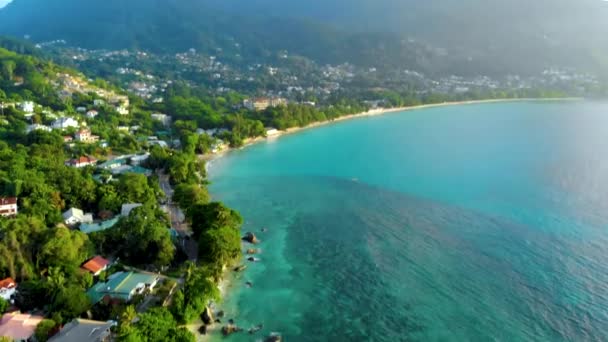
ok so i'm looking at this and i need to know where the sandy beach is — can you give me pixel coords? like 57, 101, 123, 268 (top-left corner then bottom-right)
203, 97, 582, 166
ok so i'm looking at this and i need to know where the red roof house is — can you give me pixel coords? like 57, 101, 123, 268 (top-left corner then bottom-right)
81, 256, 110, 276
0, 277, 16, 301
0, 197, 18, 217
65, 156, 97, 168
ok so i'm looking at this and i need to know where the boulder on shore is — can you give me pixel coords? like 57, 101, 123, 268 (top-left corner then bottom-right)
222, 324, 242, 336
201, 306, 214, 325
198, 325, 207, 335
243, 232, 259, 244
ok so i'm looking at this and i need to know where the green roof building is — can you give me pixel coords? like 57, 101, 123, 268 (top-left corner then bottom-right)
87, 271, 160, 304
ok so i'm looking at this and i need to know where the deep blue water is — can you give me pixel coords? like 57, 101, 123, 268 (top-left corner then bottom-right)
208, 101, 608, 341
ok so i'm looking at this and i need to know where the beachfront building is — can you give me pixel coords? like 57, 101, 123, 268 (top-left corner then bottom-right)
244, 97, 287, 111
0, 278, 17, 302
62, 208, 94, 226
0, 197, 18, 217
48, 319, 113, 342
87, 271, 159, 304
266, 127, 279, 136
0, 312, 44, 342
81, 256, 111, 276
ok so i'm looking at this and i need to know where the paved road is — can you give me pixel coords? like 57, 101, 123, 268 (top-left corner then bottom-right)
157, 171, 198, 261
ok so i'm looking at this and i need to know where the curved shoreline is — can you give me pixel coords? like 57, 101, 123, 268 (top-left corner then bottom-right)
204, 97, 583, 170
201, 96, 583, 340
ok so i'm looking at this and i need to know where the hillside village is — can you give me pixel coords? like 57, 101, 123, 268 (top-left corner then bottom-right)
0, 46, 253, 342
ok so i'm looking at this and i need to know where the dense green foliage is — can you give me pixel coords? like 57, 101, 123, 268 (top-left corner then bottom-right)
92, 205, 175, 268
170, 264, 220, 324
187, 202, 243, 240
0, 47, 68, 109
34, 319, 57, 342
117, 307, 195, 342
0, 298, 7, 314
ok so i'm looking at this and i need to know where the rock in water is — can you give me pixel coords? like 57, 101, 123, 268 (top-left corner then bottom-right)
222, 325, 237, 336
222, 324, 242, 336
234, 265, 247, 272
247, 248, 258, 254
201, 306, 214, 325
243, 232, 259, 244
265, 334, 282, 342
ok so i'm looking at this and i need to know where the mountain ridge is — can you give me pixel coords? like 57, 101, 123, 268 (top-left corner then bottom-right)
1, 0, 607, 76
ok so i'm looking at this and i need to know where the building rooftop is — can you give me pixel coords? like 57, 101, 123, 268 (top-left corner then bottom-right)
87, 271, 158, 304
81, 256, 110, 274
48, 319, 113, 342
79, 217, 120, 234
0, 278, 16, 290
0, 198, 17, 206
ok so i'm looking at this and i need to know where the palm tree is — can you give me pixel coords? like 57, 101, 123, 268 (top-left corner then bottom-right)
120, 305, 137, 325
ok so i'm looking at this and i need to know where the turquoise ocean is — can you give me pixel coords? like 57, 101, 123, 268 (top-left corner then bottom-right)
208, 101, 608, 341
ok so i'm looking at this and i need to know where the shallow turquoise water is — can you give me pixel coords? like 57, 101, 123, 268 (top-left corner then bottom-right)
208, 101, 608, 341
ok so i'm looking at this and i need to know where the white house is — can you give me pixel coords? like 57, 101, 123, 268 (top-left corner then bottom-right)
52, 117, 79, 130
0, 197, 18, 217
20, 101, 35, 113
62, 208, 94, 226
116, 105, 129, 115
26, 124, 52, 134
151, 113, 171, 127
130, 153, 150, 166
86, 110, 99, 119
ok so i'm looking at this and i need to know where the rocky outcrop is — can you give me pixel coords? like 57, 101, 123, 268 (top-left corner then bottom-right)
201, 306, 214, 325
243, 232, 259, 244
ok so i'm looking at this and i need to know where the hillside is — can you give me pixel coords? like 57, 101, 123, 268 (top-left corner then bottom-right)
0, 0, 607, 76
